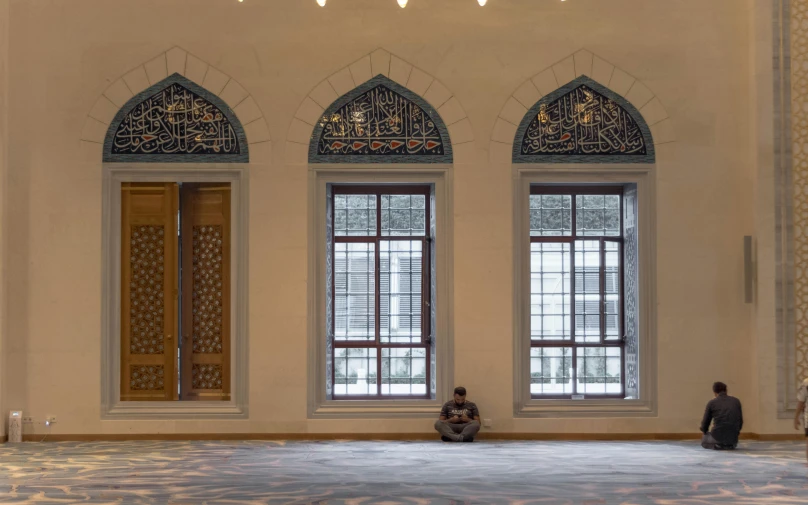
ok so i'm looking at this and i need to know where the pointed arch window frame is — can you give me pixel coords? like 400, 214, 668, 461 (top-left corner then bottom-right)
308, 75, 453, 164
103, 73, 250, 164
513, 76, 655, 165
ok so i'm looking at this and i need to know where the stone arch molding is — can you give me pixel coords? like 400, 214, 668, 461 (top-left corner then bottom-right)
490, 49, 675, 164
81, 46, 272, 164
285, 48, 475, 165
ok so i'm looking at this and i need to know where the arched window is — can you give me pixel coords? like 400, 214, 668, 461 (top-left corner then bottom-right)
309, 75, 452, 164
309, 74, 452, 404
513, 76, 654, 164
513, 76, 653, 407
103, 73, 247, 408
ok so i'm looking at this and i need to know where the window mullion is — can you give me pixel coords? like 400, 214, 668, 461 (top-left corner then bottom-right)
600, 237, 606, 345
375, 194, 382, 396
602, 237, 623, 343
331, 185, 431, 399
422, 237, 430, 345
423, 188, 432, 398
570, 217, 577, 396
374, 237, 381, 348
529, 187, 628, 400
620, 239, 625, 343
570, 200, 577, 348
330, 193, 336, 353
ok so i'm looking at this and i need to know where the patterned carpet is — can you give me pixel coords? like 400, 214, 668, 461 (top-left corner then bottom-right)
0, 440, 806, 504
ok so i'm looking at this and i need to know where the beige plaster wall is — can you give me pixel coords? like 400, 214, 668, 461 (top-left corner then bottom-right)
0, 0, 7, 439
3, 0, 767, 435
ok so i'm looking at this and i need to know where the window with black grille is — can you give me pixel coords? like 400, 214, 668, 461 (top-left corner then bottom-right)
329, 185, 432, 398
529, 186, 625, 399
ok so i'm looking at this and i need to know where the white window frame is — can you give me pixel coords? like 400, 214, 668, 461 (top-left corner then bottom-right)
308, 167, 454, 417
101, 165, 249, 419
513, 166, 658, 417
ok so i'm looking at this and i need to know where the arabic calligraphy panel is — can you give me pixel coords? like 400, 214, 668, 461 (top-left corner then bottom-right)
104, 74, 249, 163
514, 76, 654, 164
309, 75, 452, 164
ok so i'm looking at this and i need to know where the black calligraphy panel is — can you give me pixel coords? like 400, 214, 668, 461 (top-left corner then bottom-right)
310, 76, 451, 163
515, 77, 654, 164
106, 77, 245, 162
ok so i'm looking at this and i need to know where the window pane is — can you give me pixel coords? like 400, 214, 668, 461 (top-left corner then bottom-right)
604, 241, 621, 340
575, 194, 620, 236
530, 347, 572, 395
381, 348, 427, 396
380, 241, 423, 343
334, 243, 375, 340
334, 194, 377, 236
575, 240, 601, 343
382, 194, 426, 236
576, 347, 622, 395
530, 243, 571, 340
529, 194, 572, 236
334, 348, 377, 396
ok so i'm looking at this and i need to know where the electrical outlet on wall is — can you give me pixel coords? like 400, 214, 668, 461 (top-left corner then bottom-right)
46, 416, 57, 425
483, 418, 492, 428
22, 417, 33, 424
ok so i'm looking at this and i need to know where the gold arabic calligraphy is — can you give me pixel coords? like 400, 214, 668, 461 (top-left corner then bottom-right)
112, 83, 240, 155
317, 84, 443, 156
521, 85, 646, 156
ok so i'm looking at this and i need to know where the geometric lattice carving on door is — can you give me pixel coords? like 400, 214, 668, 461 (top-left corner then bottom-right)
193, 225, 224, 354
129, 365, 165, 391
129, 225, 166, 355
192, 364, 223, 390
180, 184, 231, 401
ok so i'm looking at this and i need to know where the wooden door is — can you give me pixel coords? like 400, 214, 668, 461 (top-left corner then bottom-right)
180, 184, 231, 401
120, 183, 179, 401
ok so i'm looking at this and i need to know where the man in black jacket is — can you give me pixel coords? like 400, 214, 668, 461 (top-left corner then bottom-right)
700, 382, 743, 450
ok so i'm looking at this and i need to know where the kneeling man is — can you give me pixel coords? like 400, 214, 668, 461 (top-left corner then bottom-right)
700, 381, 743, 450
434, 387, 481, 442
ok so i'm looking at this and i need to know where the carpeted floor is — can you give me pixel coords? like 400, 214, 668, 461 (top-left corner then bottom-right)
0, 440, 806, 504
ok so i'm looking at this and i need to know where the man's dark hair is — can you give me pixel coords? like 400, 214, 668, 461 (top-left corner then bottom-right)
713, 382, 728, 394
453, 386, 467, 396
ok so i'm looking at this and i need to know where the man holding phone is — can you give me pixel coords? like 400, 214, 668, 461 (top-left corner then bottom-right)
434, 386, 481, 442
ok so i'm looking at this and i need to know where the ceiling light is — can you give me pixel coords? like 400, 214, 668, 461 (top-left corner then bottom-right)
317, 0, 326, 5
478, 0, 487, 5
398, 0, 408, 7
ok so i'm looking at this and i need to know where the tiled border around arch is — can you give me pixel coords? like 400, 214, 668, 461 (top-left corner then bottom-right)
285, 48, 475, 165
489, 49, 675, 164
81, 47, 272, 164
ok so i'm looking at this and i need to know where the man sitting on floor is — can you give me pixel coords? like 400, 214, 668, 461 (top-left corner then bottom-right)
700, 381, 743, 450
434, 387, 481, 442
793, 377, 808, 463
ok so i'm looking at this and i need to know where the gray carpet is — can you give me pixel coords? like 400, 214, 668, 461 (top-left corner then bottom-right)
0, 440, 806, 504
